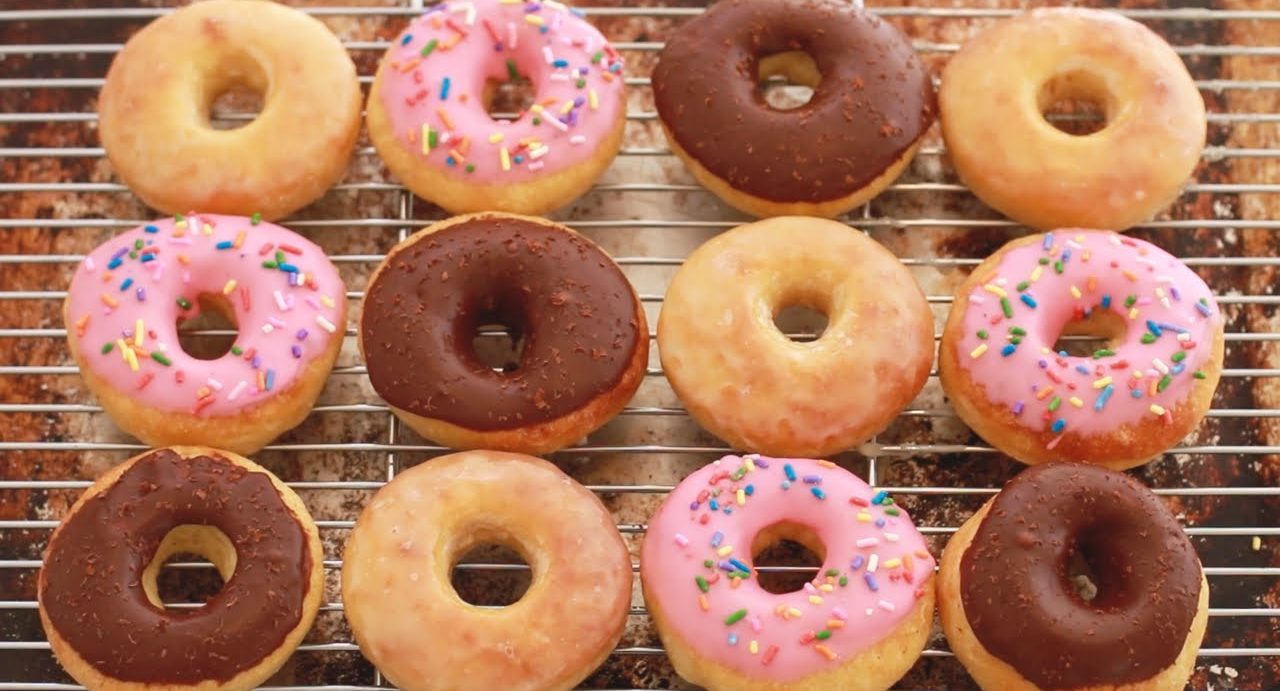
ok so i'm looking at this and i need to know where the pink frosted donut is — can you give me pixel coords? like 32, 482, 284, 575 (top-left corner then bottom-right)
367, 0, 627, 215
63, 214, 347, 455
641, 455, 936, 691
939, 230, 1225, 469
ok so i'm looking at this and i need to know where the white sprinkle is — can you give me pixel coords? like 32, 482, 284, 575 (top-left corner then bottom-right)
548, 74, 571, 82
409, 571, 420, 582
274, 290, 290, 311
674, 533, 689, 547
970, 295, 986, 304
570, 135, 586, 145
877, 600, 896, 612
1066, 240, 1084, 251
803, 582, 817, 594
855, 537, 879, 548
207, 378, 223, 391
528, 161, 544, 171
865, 608, 874, 616
261, 323, 275, 334
528, 146, 549, 160
542, 46, 554, 65
546, 116, 569, 132
83, 256, 96, 272
1108, 233, 1123, 246
316, 315, 337, 333
867, 554, 879, 573
1153, 358, 1170, 375
884, 532, 900, 543
546, 0, 567, 11
1156, 275, 1174, 283
1178, 332, 1192, 342
228, 380, 248, 401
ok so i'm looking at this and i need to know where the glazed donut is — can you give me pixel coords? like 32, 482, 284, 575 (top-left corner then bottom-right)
367, 0, 626, 215
99, 0, 362, 221
38, 446, 324, 691
940, 8, 1206, 230
652, 0, 935, 219
938, 230, 1224, 469
641, 455, 935, 691
342, 450, 631, 691
359, 212, 647, 454
64, 214, 347, 455
938, 462, 1208, 690
658, 217, 933, 458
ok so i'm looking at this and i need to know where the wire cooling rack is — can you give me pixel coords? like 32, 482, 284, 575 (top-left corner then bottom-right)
1, 2, 1278, 690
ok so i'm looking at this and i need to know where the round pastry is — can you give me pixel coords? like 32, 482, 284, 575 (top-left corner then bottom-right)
658, 217, 933, 458
652, 0, 935, 218
64, 214, 348, 455
342, 450, 631, 691
359, 212, 647, 454
938, 462, 1208, 691
38, 446, 324, 691
367, 0, 627, 215
99, 0, 362, 220
938, 230, 1224, 469
641, 454, 935, 691
940, 8, 1206, 230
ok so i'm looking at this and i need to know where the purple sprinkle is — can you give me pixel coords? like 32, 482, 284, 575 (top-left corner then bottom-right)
573, 96, 586, 107
851, 555, 865, 570
688, 501, 699, 511
251, 354, 262, 369
1075, 365, 1091, 375
296, 329, 309, 341
135, 287, 146, 302
1038, 359, 1048, 369
711, 531, 724, 548
874, 517, 886, 528
1157, 322, 1189, 334
1196, 301, 1212, 317
525, 2, 541, 11
752, 456, 770, 469
864, 573, 880, 591
1170, 286, 1182, 301
291, 345, 303, 358
719, 561, 737, 573
267, 316, 287, 328
111, 247, 129, 260
802, 475, 822, 485
1012, 401, 1025, 416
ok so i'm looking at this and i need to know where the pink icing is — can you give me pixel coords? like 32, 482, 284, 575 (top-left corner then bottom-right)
640, 455, 934, 682
66, 214, 346, 417
954, 230, 1220, 439
378, 0, 625, 182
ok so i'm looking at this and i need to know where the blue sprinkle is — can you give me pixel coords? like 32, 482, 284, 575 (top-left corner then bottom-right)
1001, 344, 1017, 357
711, 531, 723, 548
728, 633, 739, 646
552, 58, 569, 68
1020, 293, 1038, 309
1075, 365, 1091, 375
446, 157, 457, 167
1051, 418, 1066, 434
264, 368, 275, 391
802, 475, 821, 485
723, 507, 733, 515
851, 555, 865, 570
440, 77, 451, 100
1043, 233, 1054, 250
811, 487, 826, 500
709, 499, 719, 511
278, 263, 299, 273
864, 573, 880, 592
729, 558, 750, 573
215, 240, 234, 250
400, 33, 413, 46
874, 517, 886, 528
1101, 294, 1112, 309
119, 277, 133, 291
784, 464, 797, 482
871, 490, 889, 505
1058, 350, 1069, 358
140, 254, 155, 263
1172, 363, 1186, 375
744, 484, 754, 496
781, 480, 792, 490
1131, 388, 1144, 399
107, 257, 123, 270
1157, 322, 1189, 334
144, 225, 159, 233
1061, 248, 1072, 263
1196, 301, 1213, 318
513, 155, 524, 164
1095, 385, 1115, 411
1146, 320, 1163, 337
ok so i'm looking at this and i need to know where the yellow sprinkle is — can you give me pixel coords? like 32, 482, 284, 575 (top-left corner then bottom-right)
808, 595, 823, 605
175, 220, 187, 229
1069, 397, 1084, 408
717, 545, 734, 557
560, 99, 575, 115
827, 619, 845, 629
134, 319, 144, 347
524, 13, 544, 25
856, 511, 872, 523
1156, 287, 1167, 299
500, 147, 511, 171
1133, 370, 1145, 379
124, 347, 139, 372
983, 284, 1008, 298
222, 279, 237, 295
749, 640, 759, 655
100, 294, 118, 308
115, 338, 128, 360
320, 295, 336, 309
1150, 404, 1167, 416
787, 607, 803, 618
698, 595, 709, 611
421, 124, 432, 155
882, 558, 902, 569
814, 644, 837, 661
1030, 265, 1044, 282
818, 583, 834, 593
438, 108, 456, 131
530, 104, 544, 114
1093, 376, 1113, 389
202, 223, 213, 235
736, 488, 746, 505
1123, 270, 1138, 282
745, 456, 756, 472
589, 89, 599, 110
1083, 250, 1092, 262
488, 132, 504, 144
970, 344, 989, 359
1253, 536, 1263, 551
1128, 307, 1139, 320
1070, 285, 1082, 299
817, 460, 836, 468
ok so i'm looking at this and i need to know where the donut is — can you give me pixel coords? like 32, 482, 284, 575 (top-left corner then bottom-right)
63, 214, 348, 455
38, 446, 324, 691
940, 8, 1206, 231
342, 450, 631, 691
652, 0, 936, 219
367, 0, 627, 215
938, 230, 1224, 469
359, 212, 647, 454
938, 462, 1208, 690
641, 455, 935, 691
657, 217, 933, 458
99, 0, 362, 221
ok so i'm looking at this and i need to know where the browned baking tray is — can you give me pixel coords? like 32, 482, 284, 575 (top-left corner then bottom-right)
0, 1, 1277, 689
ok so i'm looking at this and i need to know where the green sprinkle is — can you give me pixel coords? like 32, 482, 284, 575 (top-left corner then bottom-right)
101, 342, 114, 354
1038, 257, 1050, 265
1172, 351, 1187, 363
1194, 370, 1207, 379
421, 38, 438, 57
128, 251, 138, 259
506, 58, 519, 81
532, 116, 542, 125
977, 329, 988, 340
1048, 396, 1062, 412
838, 575, 849, 587
276, 250, 286, 264
1009, 336, 1022, 345
885, 507, 901, 516
1054, 260, 1065, 274
703, 559, 714, 568
1125, 295, 1138, 308
816, 630, 833, 641
134, 239, 144, 250
175, 213, 185, 222
150, 352, 172, 367
1158, 375, 1172, 392
1016, 281, 1030, 292
695, 575, 709, 593
1010, 326, 1027, 336
1093, 348, 1115, 358
731, 467, 747, 481
1141, 333, 1158, 344
176, 297, 192, 310
575, 78, 586, 88
591, 50, 604, 64
724, 609, 748, 626
1000, 297, 1013, 319
230, 345, 243, 356
465, 164, 476, 173
262, 261, 278, 269
428, 128, 439, 150
825, 568, 839, 577
251, 212, 262, 226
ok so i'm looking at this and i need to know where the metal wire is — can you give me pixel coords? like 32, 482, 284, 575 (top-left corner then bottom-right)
0, 3, 1277, 690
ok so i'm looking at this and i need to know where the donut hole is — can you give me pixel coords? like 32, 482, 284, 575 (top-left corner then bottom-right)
142, 525, 236, 610
1037, 69, 1113, 136
758, 51, 820, 111
175, 293, 239, 361
201, 51, 268, 131
483, 68, 537, 122
449, 540, 532, 608
1065, 527, 1130, 608
1051, 309, 1128, 358
772, 288, 830, 342
751, 521, 827, 594
470, 310, 527, 373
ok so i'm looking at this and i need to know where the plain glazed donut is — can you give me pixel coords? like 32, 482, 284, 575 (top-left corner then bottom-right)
99, 0, 362, 221
940, 8, 1206, 230
359, 213, 647, 454
641, 455, 935, 691
657, 217, 933, 458
64, 214, 348, 455
367, 0, 627, 215
341, 450, 632, 691
938, 462, 1208, 691
938, 230, 1224, 469
38, 446, 324, 691
652, 0, 935, 218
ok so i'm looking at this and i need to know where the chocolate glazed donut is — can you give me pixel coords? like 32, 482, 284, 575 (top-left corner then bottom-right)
37, 446, 324, 691
939, 463, 1208, 691
359, 212, 648, 454
652, 0, 935, 218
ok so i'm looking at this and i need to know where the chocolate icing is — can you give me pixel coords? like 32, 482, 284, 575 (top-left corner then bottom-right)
360, 215, 642, 431
39, 449, 311, 683
651, 0, 936, 203
960, 463, 1202, 689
